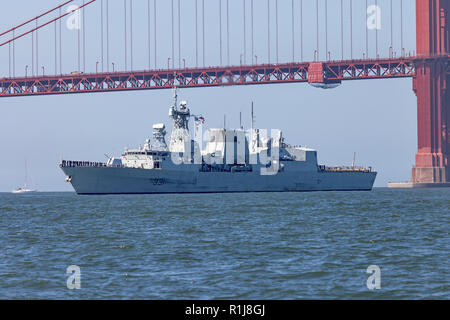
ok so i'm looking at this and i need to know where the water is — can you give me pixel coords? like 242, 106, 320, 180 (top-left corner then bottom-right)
0, 188, 448, 299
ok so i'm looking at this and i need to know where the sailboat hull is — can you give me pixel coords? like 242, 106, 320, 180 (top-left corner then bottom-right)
11, 189, 37, 194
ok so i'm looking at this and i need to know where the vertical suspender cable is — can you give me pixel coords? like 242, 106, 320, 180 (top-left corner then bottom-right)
325, 0, 328, 60
101, 0, 104, 72
6, 34, 10, 77
267, 0, 270, 64
227, 0, 230, 65
171, 0, 174, 69
83, 1, 86, 72
202, 0, 205, 67
366, 0, 368, 58
154, 0, 157, 69
195, 0, 198, 67
178, 0, 181, 68
124, 0, 127, 70
107, 0, 110, 72
292, 0, 294, 62
13, 30, 15, 77
300, 0, 303, 61
350, 0, 353, 59
32, 31, 34, 76
275, 0, 278, 63
147, 0, 152, 70
36, 19, 39, 75
55, 21, 57, 74
130, 0, 133, 70
400, 0, 404, 56
243, 0, 246, 65
78, 15, 81, 72
316, 0, 319, 61
375, 0, 378, 57
251, 0, 254, 65
8, 42, 11, 78
390, 0, 393, 56
341, 0, 343, 60
59, 7, 62, 74
219, 0, 222, 65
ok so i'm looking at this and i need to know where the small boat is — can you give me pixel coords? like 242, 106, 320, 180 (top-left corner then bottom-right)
12, 187, 37, 194
12, 159, 37, 194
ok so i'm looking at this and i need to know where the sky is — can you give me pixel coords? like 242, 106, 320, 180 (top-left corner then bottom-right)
0, 0, 417, 191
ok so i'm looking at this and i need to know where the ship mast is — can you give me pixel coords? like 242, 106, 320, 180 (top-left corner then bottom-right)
352, 152, 356, 169
240, 111, 243, 130
251, 101, 255, 129
168, 85, 191, 153
24, 158, 28, 189
172, 85, 178, 111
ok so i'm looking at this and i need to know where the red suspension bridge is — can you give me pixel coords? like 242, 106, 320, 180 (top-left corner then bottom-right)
0, 0, 448, 185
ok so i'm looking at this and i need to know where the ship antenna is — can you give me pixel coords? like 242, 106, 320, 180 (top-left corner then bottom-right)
172, 72, 178, 110
240, 111, 242, 129
172, 86, 178, 111
352, 152, 356, 169
251, 101, 255, 129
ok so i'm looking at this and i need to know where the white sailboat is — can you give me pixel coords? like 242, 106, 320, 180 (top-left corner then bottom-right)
12, 159, 37, 194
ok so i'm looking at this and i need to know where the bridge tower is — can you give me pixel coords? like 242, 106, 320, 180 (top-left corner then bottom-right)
411, 0, 449, 184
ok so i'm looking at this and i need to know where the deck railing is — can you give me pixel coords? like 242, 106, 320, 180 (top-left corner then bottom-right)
60, 160, 107, 168
318, 165, 373, 173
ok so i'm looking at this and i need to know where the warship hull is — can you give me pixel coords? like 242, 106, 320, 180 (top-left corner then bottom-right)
60, 88, 377, 195
61, 165, 377, 195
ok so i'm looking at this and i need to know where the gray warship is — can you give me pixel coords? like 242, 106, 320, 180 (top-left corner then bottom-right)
60, 89, 377, 194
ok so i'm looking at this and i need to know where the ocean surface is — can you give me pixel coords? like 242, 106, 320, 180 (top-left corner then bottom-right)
0, 188, 448, 299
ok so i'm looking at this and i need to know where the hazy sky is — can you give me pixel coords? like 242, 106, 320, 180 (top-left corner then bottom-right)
0, 0, 417, 191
